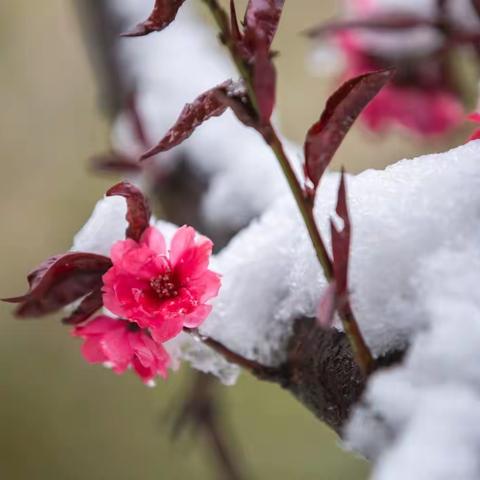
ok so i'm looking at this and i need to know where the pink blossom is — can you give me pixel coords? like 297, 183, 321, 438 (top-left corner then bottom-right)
102, 225, 221, 342
335, 33, 464, 136
73, 315, 170, 384
467, 113, 480, 141
361, 85, 464, 136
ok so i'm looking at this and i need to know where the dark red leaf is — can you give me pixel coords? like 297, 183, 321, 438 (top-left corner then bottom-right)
106, 182, 151, 241
252, 33, 276, 124
244, 0, 285, 49
212, 82, 258, 127
330, 170, 351, 299
140, 81, 233, 160
316, 281, 337, 328
3, 253, 112, 317
62, 288, 103, 325
121, 0, 187, 37
305, 14, 437, 38
304, 69, 394, 195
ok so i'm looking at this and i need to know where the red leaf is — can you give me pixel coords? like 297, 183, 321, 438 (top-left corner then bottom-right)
252, 33, 276, 124
121, 0, 187, 37
140, 81, 232, 160
330, 170, 351, 299
62, 289, 103, 325
106, 182, 151, 241
304, 70, 394, 195
3, 253, 112, 317
212, 82, 258, 127
244, 0, 285, 49
316, 281, 337, 328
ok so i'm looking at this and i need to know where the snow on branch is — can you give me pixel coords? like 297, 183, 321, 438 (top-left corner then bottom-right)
72, 141, 480, 395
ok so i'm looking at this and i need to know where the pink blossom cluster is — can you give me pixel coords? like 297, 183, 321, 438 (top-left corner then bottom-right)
74, 226, 221, 384
335, 32, 464, 137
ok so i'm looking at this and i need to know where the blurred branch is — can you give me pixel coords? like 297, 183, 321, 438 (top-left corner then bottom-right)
169, 372, 248, 480
73, 0, 131, 118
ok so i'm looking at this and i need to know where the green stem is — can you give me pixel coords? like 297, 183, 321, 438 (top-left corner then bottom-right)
265, 126, 333, 279
201, 0, 374, 375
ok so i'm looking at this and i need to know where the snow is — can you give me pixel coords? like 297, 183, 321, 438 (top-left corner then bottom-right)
72, 140, 480, 398
346, 233, 480, 479
201, 141, 480, 368
106, 0, 290, 232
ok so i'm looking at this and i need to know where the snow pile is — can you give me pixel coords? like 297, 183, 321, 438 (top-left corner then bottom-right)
201, 140, 480, 365
73, 141, 480, 393
346, 239, 480, 479
106, 0, 292, 231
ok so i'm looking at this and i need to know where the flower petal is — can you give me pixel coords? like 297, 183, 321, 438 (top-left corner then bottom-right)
80, 337, 108, 363
182, 304, 212, 328
187, 270, 221, 303
110, 238, 138, 264
150, 318, 184, 343
169, 225, 196, 266
140, 226, 166, 254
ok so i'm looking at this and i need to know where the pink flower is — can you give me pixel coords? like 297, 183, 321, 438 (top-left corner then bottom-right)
467, 112, 480, 141
73, 315, 170, 384
335, 32, 464, 136
102, 225, 221, 342
361, 86, 464, 136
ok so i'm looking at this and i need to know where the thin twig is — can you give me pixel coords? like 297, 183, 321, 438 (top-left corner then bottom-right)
184, 328, 284, 381
170, 372, 247, 480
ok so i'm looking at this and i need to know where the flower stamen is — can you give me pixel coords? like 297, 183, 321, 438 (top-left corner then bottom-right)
150, 273, 178, 299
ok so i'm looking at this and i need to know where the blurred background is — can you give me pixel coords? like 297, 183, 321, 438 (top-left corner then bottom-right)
0, 1, 466, 479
